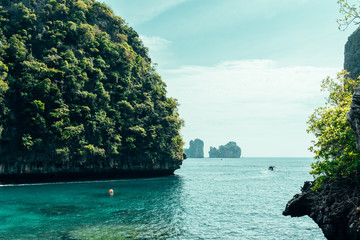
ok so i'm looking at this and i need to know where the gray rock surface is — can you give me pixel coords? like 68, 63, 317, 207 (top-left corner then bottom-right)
285, 27, 360, 240
209, 141, 241, 158
184, 139, 204, 158
283, 179, 360, 240
347, 84, 360, 151
345, 27, 360, 79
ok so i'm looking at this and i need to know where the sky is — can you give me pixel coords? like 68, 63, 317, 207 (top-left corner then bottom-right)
104, 0, 358, 157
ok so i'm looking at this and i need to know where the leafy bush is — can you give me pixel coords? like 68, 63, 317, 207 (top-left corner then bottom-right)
307, 71, 360, 189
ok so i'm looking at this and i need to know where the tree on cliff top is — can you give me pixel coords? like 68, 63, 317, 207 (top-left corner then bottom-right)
0, 0, 184, 172
307, 71, 360, 188
337, 0, 360, 30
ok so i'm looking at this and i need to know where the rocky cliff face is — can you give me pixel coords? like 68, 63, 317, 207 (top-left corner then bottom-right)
283, 179, 360, 240
347, 84, 360, 151
345, 27, 360, 79
184, 139, 204, 158
0, 0, 184, 184
284, 96, 360, 239
345, 28, 360, 151
284, 27, 360, 239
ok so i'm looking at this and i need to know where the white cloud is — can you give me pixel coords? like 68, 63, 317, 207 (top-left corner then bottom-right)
160, 60, 339, 157
139, 35, 171, 51
139, 35, 172, 65
107, 0, 189, 25
135, 0, 188, 24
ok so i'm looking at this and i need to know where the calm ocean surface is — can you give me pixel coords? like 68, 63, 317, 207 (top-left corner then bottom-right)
0, 158, 325, 240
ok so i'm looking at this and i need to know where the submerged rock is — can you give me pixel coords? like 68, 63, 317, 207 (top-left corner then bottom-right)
66, 224, 172, 240
66, 225, 141, 240
283, 179, 360, 240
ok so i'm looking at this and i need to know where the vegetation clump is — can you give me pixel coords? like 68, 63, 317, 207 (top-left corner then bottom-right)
0, 0, 184, 173
307, 71, 360, 189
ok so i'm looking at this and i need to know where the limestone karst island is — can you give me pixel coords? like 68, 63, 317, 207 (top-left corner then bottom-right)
2, 0, 360, 239
184, 139, 242, 158
209, 141, 241, 158
0, 0, 185, 184
184, 139, 204, 158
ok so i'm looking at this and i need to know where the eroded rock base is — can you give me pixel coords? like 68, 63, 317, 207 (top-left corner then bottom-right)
283, 178, 360, 240
0, 169, 175, 184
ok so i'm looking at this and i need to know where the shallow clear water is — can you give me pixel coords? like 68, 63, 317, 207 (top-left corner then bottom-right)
0, 158, 325, 240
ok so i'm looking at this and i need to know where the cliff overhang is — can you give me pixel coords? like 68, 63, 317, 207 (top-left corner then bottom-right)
0, 169, 178, 184
283, 179, 360, 239
0, 160, 182, 184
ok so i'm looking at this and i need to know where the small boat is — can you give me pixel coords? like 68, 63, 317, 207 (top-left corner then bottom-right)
268, 166, 275, 171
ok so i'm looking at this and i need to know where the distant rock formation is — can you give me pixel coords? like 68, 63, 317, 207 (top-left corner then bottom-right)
209, 141, 241, 158
184, 139, 204, 158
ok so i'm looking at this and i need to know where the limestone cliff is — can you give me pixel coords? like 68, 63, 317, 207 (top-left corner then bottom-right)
347, 84, 360, 151
0, 0, 184, 184
209, 141, 241, 158
184, 139, 204, 158
284, 27, 360, 239
345, 27, 360, 79
283, 179, 360, 240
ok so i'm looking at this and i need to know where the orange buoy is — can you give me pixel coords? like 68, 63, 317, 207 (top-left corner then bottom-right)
109, 189, 114, 195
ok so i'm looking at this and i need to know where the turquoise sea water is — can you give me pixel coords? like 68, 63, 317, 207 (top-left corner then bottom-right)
0, 158, 325, 240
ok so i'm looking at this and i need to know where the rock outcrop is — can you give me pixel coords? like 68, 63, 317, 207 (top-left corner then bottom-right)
345, 28, 360, 152
345, 27, 360, 79
184, 139, 204, 158
209, 141, 241, 158
284, 27, 360, 240
0, 0, 184, 184
347, 84, 360, 151
283, 179, 360, 240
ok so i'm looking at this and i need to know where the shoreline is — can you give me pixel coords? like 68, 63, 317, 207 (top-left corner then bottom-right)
0, 169, 176, 185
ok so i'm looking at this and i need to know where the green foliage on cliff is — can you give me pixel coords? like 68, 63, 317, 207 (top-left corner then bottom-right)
0, 0, 184, 172
307, 71, 360, 189
337, 0, 360, 30
209, 141, 241, 158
